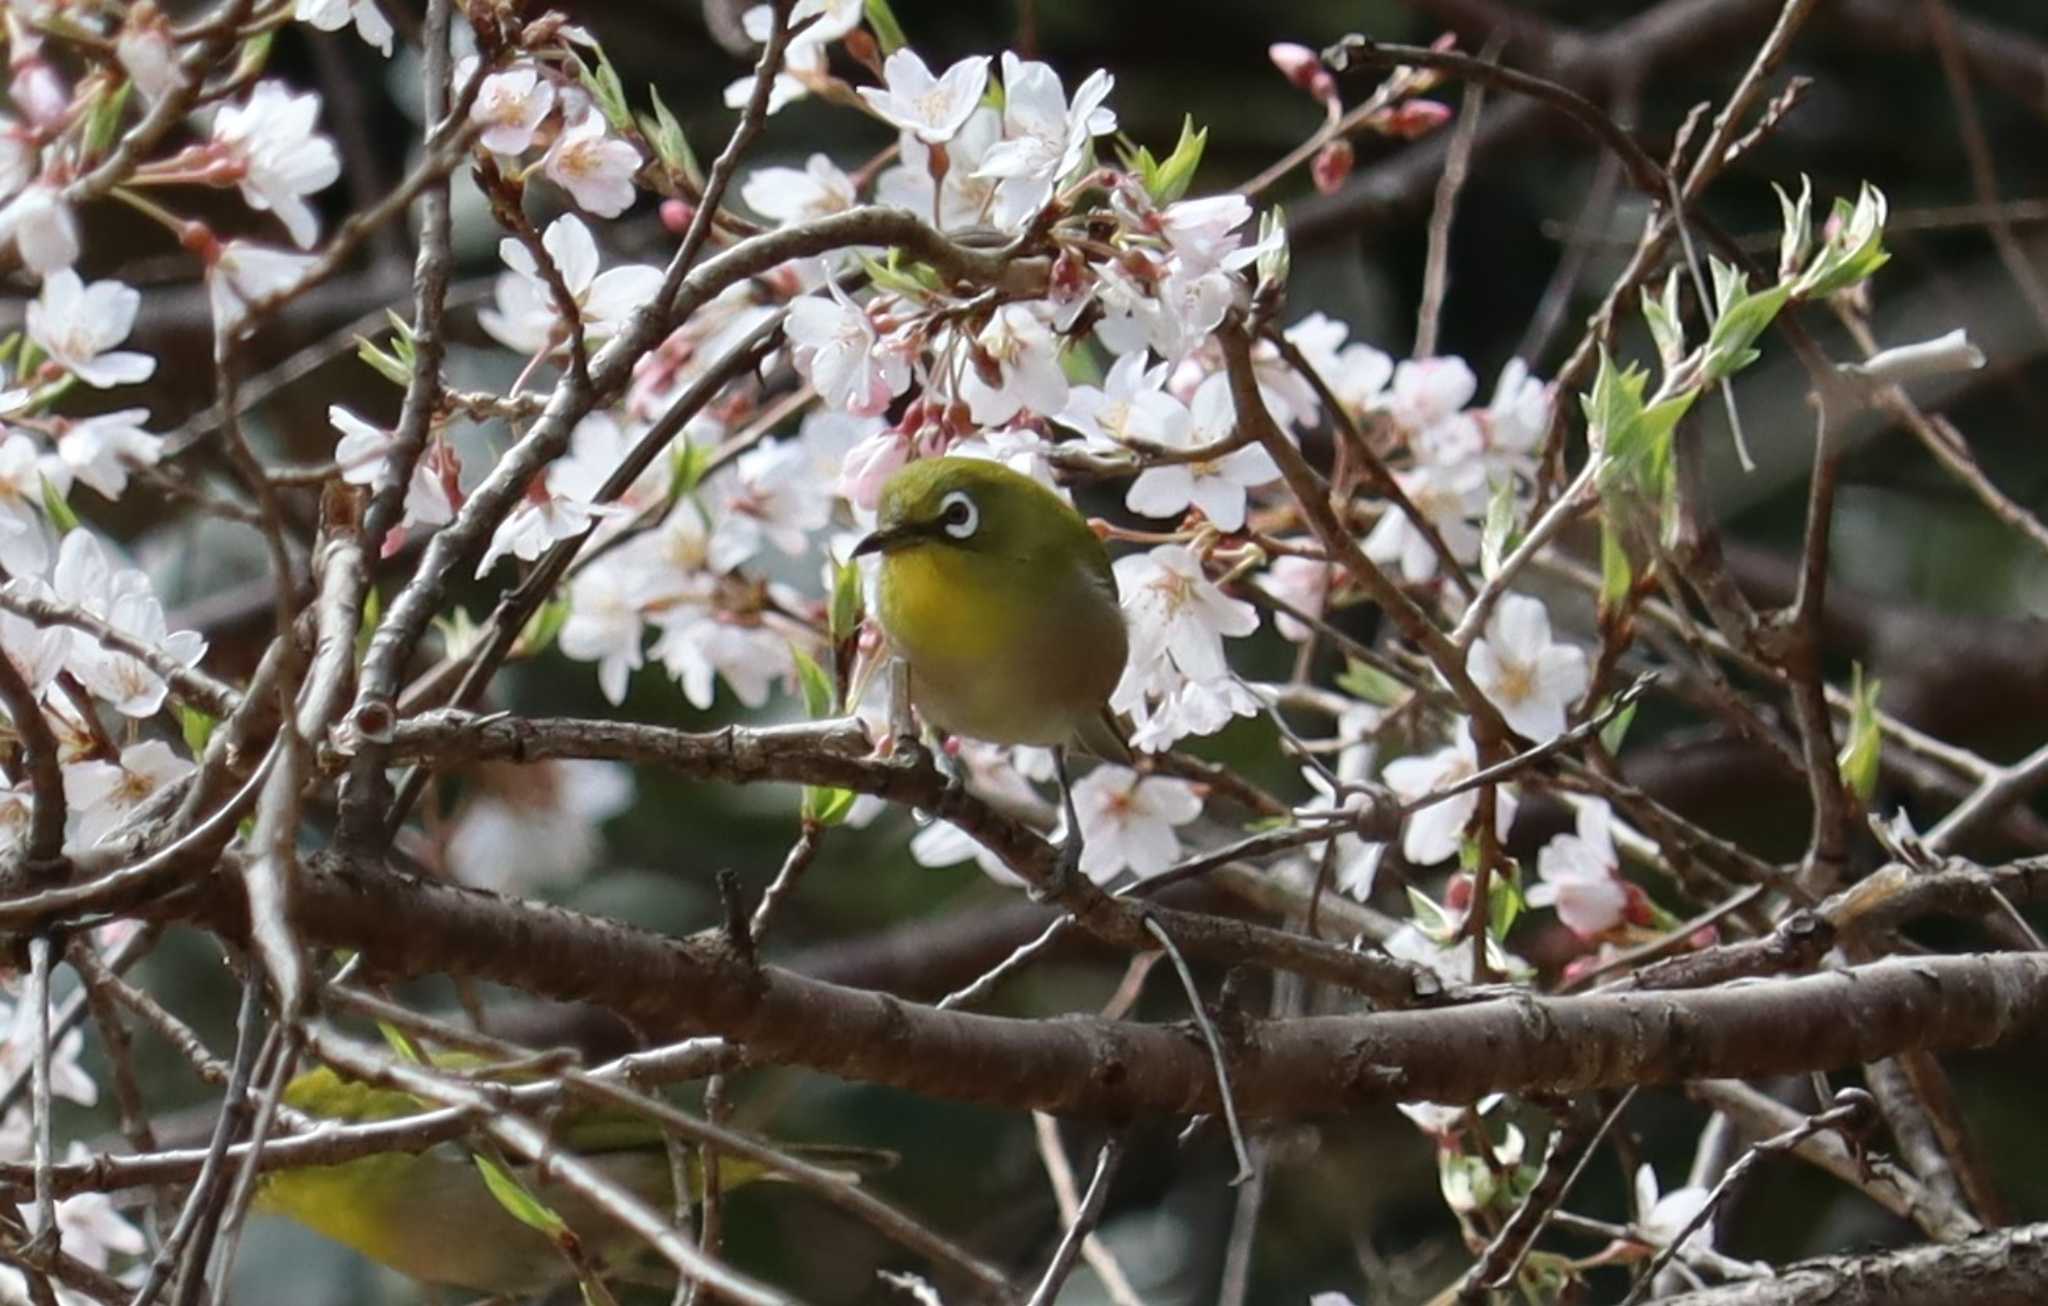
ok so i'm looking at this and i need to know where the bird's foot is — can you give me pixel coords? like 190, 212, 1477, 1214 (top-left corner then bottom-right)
1032, 834, 1085, 903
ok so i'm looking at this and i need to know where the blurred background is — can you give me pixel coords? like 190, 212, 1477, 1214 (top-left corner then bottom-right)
37, 0, 2048, 1301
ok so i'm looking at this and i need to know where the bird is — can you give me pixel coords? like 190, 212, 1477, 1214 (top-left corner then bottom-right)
252, 1061, 892, 1296
852, 456, 1129, 887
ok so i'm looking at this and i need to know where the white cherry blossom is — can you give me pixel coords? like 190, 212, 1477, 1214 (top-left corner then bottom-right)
26, 271, 155, 388
470, 64, 556, 156
51, 531, 206, 717
0, 116, 31, 201
1382, 720, 1517, 865
1636, 1163, 1715, 1259
858, 50, 991, 144
742, 153, 856, 225
876, 106, 1003, 231
1468, 593, 1589, 743
445, 760, 633, 895
786, 280, 910, 416
63, 739, 195, 846
959, 304, 1069, 425
58, 409, 162, 498
479, 215, 664, 357
1125, 671, 1259, 753
1055, 353, 1183, 450
976, 55, 1116, 226
705, 438, 835, 571
1362, 459, 1485, 583
1071, 765, 1203, 882
206, 240, 318, 335
543, 112, 642, 218
1529, 797, 1629, 939
1123, 380, 1279, 531
1387, 355, 1478, 441
0, 433, 56, 576
1267, 554, 1332, 642
294, 0, 394, 55
0, 181, 79, 276
653, 613, 792, 709
1112, 544, 1258, 687
0, 1001, 97, 1106
211, 80, 341, 249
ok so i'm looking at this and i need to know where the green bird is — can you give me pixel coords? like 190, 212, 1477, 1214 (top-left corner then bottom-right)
254, 1062, 891, 1296
853, 456, 1129, 883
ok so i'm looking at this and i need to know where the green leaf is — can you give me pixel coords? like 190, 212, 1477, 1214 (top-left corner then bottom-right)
1640, 268, 1685, 370
39, 477, 78, 535
178, 704, 216, 758
514, 596, 571, 659
1598, 516, 1633, 613
1487, 859, 1524, 940
791, 646, 836, 719
230, 29, 274, 83
1702, 280, 1791, 385
376, 1020, 426, 1065
863, 0, 908, 53
1794, 183, 1890, 300
356, 587, 380, 665
355, 334, 410, 387
1837, 662, 1883, 804
1479, 476, 1517, 580
828, 555, 864, 646
1336, 657, 1405, 706
802, 784, 857, 827
671, 439, 712, 499
473, 1149, 572, 1240
83, 80, 134, 159
1405, 887, 1458, 944
859, 250, 943, 297
1126, 116, 1208, 204
641, 85, 701, 190
1773, 175, 1813, 280
572, 46, 634, 134
1598, 699, 1638, 757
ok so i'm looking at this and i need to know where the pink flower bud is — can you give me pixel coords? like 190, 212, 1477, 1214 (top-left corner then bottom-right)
837, 431, 911, 510
1311, 139, 1354, 194
660, 198, 694, 234
1271, 42, 1338, 104
1379, 99, 1452, 140
1623, 881, 1655, 928
1444, 871, 1474, 913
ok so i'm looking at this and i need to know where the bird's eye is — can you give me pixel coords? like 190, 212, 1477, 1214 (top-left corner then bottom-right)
939, 490, 979, 540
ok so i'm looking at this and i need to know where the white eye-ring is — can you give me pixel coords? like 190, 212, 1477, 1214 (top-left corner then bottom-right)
939, 489, 979, 540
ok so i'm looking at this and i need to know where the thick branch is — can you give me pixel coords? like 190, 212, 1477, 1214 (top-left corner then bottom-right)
1654, 1221, 2048, 1305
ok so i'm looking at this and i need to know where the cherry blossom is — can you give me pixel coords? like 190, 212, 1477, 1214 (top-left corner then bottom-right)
837, 428, 911, 511
876, 106, 1004, 231
294, 0, 394, 56
50, 531, 206, 717
1635, 1163, 1715, 1258
1123, 381, 1279, 531
0, 1002, 97, 1106
786, 280, 911, 416
653, 613, 792, 709
470, 64, 556, 156
1071, 765, 1203, 882
742, 153, 857, 225
0, 181, 79, 276
63, 739, 195, 846
211, 80, 342, 249
1529, 797, 1629, 939
1387, 355, 1479, 444
445, 760, 633, 895
976, 54, 1116, 226
58, 409, 163, 498
1267, 554, 1333, 642
0, 116, 30, 202
1381, 720, 1517, 865
543, 112, 642, 218
960, 304, 1069, 425
329, 406, 458, 535
910, 819, 1024, 887
1113, 544, 1259, 686
723, 0, 863, 114
858, 50, 992, 144
1362, 460, 1485, 583
0, 433, 57, 576
206, 240, 319, 335
1467, 593, 1590, 743
705, 438, 836, 571
116, 14, 179, 104
1295, 767, 1387, 900
26, 271, 156, 388
1055, 353, 1184, 450
18, 1149, 147, 1271
478, 215, 664, 357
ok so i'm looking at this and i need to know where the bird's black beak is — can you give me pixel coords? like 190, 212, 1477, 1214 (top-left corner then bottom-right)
852, 524, 922, 558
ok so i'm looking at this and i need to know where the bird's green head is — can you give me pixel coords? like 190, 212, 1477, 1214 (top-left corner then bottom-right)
853, 456, 1092, 563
